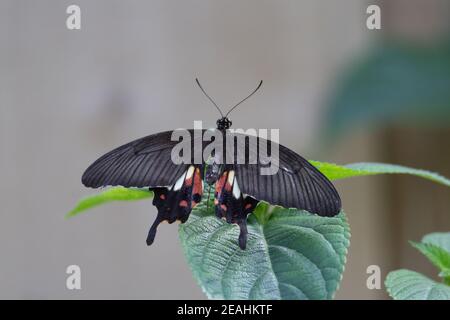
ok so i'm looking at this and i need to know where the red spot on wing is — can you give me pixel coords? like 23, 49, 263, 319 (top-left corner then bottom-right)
192, 168, 203, 196
184, 177, 193, 187
220, 204, 227, 211
224, 181, 232, 192
222, 171, 233, 192
215, 171, 228, 197
245, 203, 252, 210
179, 200, 188, 207
160, 194, 166, 200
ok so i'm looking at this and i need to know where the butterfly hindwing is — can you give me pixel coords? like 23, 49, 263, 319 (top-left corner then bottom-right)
214, 167, 259, 249
147, 165, 203, 245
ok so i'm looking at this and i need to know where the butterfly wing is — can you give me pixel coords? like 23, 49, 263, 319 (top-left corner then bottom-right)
82, 130, 205, 189
82, 130, 207, 246
147, 165, 203, 245
229, 132, 341, 217
214, 166, 259, 249
82, 128, 340, 249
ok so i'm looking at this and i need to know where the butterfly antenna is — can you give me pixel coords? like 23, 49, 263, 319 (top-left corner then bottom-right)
225, 80, 263, 117
195, 78, 224, 117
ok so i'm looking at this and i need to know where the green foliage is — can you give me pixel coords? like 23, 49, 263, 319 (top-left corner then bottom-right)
179, 200, 350, 299
385, 270, 450, 300
67, 187, 153, 218
386, 233, 450, 299
310, 161, 450, 186
323, 40, 450, 138
68, 161, 450, 299
422, 232, 450, 253
410, 243, 450, 280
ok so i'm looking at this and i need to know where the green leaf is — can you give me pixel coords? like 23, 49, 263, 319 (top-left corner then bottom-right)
385, 269, 450, 300
310, 161, 450, 187
179, 200, 350, 300
68, 161, 450, 300
422, 232, 450, 253
67, 187, 152, 218
410, 242, 450, 280
412, 233, 450, 282
386, 233, 450, 299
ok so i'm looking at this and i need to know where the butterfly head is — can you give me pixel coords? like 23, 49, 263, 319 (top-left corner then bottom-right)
216, 117, 232, 130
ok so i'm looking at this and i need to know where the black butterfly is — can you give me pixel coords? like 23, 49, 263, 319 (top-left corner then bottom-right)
82, 79, 341, 249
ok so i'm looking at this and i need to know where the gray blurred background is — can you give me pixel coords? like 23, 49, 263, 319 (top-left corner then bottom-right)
1, 0, 449, 299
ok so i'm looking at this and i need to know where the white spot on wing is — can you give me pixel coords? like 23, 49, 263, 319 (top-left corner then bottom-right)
232, 177, 241, 199
173, 170, 187, 191
186, 165, 195, 180
227, 170, 235, 186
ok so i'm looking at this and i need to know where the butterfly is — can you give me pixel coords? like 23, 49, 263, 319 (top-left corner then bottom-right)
82, 79, 341, 249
